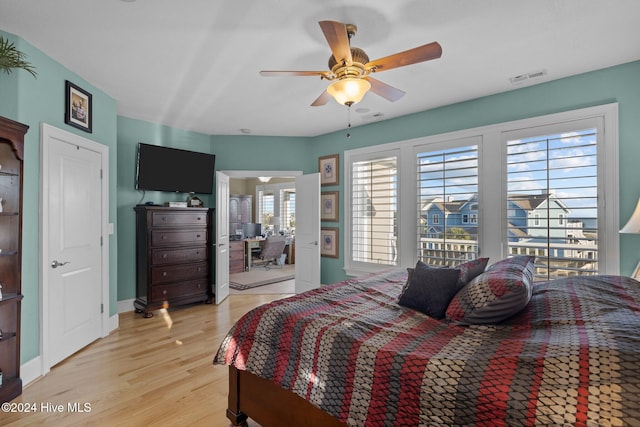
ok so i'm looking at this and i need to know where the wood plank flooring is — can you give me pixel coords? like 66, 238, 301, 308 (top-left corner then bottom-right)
1, 293, 292, 427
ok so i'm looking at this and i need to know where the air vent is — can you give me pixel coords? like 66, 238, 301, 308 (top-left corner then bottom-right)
509, 69, 547, 86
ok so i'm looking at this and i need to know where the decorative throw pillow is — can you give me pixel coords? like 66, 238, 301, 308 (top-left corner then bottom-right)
455, 257, 489, 287
398, 262, 462, 319
445, 256, 535, 325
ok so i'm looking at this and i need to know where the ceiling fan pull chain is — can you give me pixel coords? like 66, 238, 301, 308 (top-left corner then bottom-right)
346, 104, 352, 139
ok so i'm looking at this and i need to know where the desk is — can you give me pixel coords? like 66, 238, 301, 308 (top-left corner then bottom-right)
245, 237, 295, 271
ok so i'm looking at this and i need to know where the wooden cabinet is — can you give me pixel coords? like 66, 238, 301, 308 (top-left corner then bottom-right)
0, 116, 28, 403
229, 241, 245, 274
134, 206, 213, 317
229, 194, 252, 234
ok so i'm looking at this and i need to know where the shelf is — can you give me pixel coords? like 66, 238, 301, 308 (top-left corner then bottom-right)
0, 212, 19, 217
0, 171, 19, 177
0, 251, 18, 257
0, 332, 16, 342
0, 293, 23, 304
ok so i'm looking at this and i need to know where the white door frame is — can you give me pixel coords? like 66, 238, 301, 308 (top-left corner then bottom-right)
39, 123, 110, 375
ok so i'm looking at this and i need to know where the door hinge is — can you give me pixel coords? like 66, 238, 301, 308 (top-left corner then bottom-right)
100, 169, 103, 179
101, 303, 104, 314
100, 235, 103, 246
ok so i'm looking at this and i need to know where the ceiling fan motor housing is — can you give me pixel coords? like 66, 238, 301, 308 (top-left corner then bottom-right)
328, 47, 370, 70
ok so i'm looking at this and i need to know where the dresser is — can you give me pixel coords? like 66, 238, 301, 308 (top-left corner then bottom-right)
229, 240, 245, 274
134, 206, 213, 317
0, 116, 28, 403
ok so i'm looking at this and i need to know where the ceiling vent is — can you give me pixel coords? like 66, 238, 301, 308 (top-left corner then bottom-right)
509, 69, 547, 86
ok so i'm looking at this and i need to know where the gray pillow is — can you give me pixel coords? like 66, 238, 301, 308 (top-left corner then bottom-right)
398, 265, 462, 319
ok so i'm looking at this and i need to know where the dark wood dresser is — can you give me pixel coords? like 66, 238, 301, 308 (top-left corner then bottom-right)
229, 240, 245, 274
134, 206, 213, 317
0, 116, 28, 403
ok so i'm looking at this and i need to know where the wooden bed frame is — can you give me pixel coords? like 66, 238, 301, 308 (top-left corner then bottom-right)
227, 366, 348, 427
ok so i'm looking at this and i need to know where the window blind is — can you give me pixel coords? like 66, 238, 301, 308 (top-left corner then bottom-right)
417, 145, 479, 266
506, 128, 598, 279
351, 156, 397, 265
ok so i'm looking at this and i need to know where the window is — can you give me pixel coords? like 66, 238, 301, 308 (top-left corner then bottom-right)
281, 189, 296, 232
506, 127, 599, 279
256, 182, 295, 234
417, 144, 479, 267
344, 104, 618, 277
350, 154, 398, 267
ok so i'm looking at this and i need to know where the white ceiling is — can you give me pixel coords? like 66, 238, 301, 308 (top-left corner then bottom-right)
1, 0, 639, 137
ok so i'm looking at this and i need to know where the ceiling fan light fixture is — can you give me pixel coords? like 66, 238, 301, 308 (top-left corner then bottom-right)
327, 78, 371, 106
258, 176, 271, 183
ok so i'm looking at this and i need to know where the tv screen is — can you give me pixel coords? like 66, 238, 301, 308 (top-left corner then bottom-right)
136, 143, 216, 194
242, 223, 262, 238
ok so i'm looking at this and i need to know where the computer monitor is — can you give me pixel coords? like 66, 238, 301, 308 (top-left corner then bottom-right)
242, 223, 262, 238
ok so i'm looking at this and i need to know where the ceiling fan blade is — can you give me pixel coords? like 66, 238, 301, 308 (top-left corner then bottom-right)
319, 20, 352, 65
311, 90, 331, 107
367, 41, 442, 72
260, 70, 329, 77
365, 77, 406, 102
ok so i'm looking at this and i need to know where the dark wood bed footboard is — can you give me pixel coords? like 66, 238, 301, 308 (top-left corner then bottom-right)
227, 366, 348, 427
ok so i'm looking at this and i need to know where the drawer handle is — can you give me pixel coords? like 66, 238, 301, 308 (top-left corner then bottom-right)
162, 217, 167, 221
196, 284, 201, 289
162, 254, 168, 258
196, 234, 201, 238
163, 290, 167, 295
162, 235, 167, 240
197, 217, 202, 221
162, 272, 168, 277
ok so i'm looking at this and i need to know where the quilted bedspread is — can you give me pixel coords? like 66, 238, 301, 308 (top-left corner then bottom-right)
214, 270, 640, 426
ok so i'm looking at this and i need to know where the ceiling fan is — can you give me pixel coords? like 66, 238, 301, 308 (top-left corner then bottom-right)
260, 20, 442, 107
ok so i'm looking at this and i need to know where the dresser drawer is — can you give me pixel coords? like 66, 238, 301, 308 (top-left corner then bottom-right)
151, 278, 208, 301
152, 246, 207, 265
150, 211, 208, 227
151, 261, 208, 284
151, 229, 207, 246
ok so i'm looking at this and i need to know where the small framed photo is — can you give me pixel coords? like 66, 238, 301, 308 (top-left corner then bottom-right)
321, 227, 339, 258
319, 154, 339, 186
321, 191, 339, 222
65, 80, 92, 133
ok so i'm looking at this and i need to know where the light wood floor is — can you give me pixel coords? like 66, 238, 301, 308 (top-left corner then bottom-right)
1, 293, 292, 427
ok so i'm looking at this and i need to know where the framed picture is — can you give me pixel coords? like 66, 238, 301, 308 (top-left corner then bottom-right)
321, 191, 339, 222
65, 80, 92, 133
319, 154, 339, 186
320, 227, 339, 258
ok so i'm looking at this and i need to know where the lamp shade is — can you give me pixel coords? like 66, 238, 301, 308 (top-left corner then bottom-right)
327, 78, 371, 106
620, 197, 640, 233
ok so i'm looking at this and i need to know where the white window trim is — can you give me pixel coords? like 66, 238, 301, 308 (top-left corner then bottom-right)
344, 103, 619, 277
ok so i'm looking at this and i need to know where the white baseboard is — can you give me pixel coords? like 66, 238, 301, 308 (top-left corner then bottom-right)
20, 356, 42, 388
117, 298, 135, 313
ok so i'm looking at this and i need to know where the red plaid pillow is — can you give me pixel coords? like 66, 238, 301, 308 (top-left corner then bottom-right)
446, 256, 535, 325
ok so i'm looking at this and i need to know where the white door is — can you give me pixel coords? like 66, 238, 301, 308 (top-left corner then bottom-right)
215, 171, 230, 304
42, 124, 105, 368
294, 173, 321, 293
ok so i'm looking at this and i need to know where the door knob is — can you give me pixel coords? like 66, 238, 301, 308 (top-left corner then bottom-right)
51, 260, 70, 269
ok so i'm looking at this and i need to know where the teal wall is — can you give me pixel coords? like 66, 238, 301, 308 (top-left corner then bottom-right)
0, 31, 118, 364
116, 117, 311, 300
3, 28, 640, 368
309, 60, 640, 284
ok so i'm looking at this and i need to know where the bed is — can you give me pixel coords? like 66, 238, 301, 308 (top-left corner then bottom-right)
214, 256, 640, 426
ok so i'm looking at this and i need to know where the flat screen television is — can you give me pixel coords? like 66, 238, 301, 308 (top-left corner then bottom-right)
136, 143, 216, 194
242, 223, 262, 238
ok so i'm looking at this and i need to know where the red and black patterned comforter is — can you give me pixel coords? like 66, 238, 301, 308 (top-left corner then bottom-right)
214, 270, 640, 426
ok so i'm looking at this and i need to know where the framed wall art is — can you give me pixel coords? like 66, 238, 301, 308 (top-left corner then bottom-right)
65, 80, 92, 133
321, 191, 339, 222
320, 227, 339, 258
319, 154, 339, 186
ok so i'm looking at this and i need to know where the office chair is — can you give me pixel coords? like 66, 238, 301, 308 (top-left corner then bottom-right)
252, 235, 287, 270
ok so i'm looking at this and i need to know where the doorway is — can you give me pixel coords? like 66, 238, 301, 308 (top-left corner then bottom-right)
40, 123, 110, 373
218, 170, 319, 296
